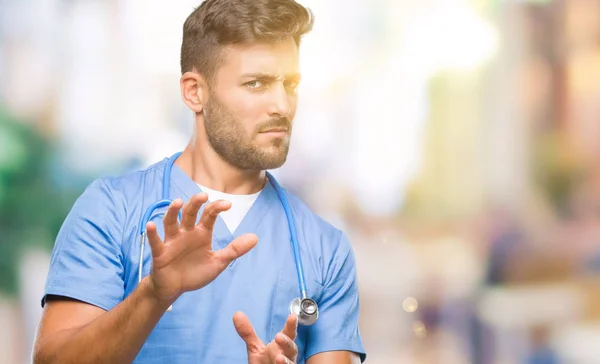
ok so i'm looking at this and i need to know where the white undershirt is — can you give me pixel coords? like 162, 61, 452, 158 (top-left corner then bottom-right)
197, 184, 262, 233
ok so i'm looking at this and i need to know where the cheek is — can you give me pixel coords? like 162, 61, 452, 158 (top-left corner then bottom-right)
290, 99, 298, 116
238, 94, 267, 116
227, 93, 268, 132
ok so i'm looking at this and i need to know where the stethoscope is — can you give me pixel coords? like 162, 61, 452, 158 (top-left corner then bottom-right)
137, 152, 319, 325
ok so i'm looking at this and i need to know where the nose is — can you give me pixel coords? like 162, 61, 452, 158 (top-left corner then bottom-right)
267, 83, 292, 118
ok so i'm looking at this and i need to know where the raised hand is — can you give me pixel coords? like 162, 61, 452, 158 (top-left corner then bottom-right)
145, 193, 258, 303
233, 311, 299, 364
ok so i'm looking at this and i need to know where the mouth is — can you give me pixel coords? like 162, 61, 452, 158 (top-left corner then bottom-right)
260, 127, 288, 133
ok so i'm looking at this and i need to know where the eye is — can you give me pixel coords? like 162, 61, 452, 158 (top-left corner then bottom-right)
245, 80, 264, 89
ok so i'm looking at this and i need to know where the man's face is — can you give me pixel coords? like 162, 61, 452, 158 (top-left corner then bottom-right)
202, 37, 300, 171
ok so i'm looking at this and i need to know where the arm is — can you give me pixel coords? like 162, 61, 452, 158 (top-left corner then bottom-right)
33, 277, 172, 364
34, 180, 257, 364
306, 351, 362, 364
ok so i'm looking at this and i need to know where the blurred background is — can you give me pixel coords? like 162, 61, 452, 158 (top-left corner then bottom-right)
1, 0, 600, 362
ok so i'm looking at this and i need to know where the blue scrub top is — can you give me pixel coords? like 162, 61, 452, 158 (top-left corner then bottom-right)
42, 156, 366, 363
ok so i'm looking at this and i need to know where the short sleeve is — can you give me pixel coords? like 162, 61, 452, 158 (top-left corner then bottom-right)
42, 178, 125, 311
305, 232, 367, 362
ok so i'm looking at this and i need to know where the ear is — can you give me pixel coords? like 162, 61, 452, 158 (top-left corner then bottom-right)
180, 71, 208, 113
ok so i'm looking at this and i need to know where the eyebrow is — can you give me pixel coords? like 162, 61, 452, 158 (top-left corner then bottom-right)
241, 72, 301, 81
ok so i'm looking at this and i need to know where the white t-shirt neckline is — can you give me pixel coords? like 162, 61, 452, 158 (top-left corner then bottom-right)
197, 184, 262, 233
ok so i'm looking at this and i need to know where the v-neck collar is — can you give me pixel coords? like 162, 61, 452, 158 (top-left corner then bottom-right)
167, 159, 279, 249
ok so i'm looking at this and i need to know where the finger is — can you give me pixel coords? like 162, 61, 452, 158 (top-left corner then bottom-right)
214, 233, 258, 267
163, 198, 184, 237
198, 200, 231, 231
276, 353, 294, 364
146, 222, 164, 258
180, 193, 208, 230
232, 311, 263, 351
281, 313, 298, 341
275, 333, 298, 362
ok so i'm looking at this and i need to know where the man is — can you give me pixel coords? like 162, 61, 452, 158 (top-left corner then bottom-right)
33, 0, 366, 363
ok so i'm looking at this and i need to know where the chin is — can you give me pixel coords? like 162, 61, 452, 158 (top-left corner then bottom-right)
261, 156, 288, 170
259, 151, 288, 170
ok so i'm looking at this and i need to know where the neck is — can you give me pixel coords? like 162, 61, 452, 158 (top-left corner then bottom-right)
175, 141, 266, 195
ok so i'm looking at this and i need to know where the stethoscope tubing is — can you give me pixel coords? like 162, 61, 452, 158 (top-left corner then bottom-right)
137, 152, 309, 298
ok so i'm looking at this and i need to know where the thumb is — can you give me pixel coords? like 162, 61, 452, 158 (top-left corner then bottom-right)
215, 233, 258, 266
233, 311, 263, 351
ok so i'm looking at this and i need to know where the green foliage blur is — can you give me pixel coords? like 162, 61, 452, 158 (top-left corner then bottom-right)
0, 107, 81, 297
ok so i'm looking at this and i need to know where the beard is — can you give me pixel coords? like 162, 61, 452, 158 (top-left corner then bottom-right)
203, 92, 292, 171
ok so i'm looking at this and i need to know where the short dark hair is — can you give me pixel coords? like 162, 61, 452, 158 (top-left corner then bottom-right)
180, 0, 314, 81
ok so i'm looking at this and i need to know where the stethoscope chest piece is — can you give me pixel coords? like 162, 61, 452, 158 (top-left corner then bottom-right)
290, 297, 319, 326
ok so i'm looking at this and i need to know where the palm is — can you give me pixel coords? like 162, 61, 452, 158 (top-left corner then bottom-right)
146, 193, 257, 302
234, 312, 298, 364
152, 227, 217, 295
247, 341, 289, 364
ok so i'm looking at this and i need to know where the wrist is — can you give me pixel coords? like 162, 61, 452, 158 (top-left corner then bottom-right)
139, 276, 178, 309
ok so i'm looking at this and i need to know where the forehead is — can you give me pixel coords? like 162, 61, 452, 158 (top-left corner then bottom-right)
217, 38, 300, 77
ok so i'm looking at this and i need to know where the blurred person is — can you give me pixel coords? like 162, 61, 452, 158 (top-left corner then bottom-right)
31, 1, 366, 363
524, 326, 559, 364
